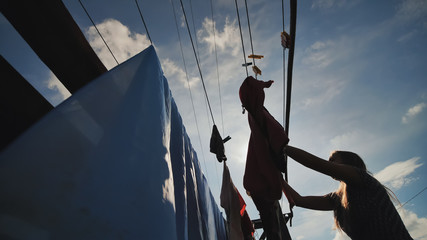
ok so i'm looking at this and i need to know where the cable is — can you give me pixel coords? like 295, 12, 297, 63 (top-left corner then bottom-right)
78, 0, 119, 65
209, 0, 224, 136
178, 0, 216, 126
244, 0, 256, 68
209, 0, 223, 188
189, 0, 201, 60
135, 0, 153, 45
170, 0, 209, 181
234, 0, 249, 77
398, 186, 427, 209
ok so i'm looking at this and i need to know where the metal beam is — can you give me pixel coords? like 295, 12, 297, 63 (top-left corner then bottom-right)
0, 55, 53, 151
1, 0, 107, 94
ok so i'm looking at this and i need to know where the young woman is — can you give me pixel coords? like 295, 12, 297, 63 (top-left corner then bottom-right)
282, 146, 413, 240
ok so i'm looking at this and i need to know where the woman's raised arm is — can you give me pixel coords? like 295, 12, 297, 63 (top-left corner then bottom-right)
285, 146, 362, 186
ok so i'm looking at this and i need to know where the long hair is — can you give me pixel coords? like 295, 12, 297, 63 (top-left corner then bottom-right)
330, 151, 400, 231
331, 151, 366, 231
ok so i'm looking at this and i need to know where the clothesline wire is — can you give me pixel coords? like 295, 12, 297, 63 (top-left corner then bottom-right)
170, 0, 210, 181
244, 0, 256, 69
178, 0, 216, 126
208, 0, 222, 186
398, 186, 427, 210
179, 0, 224, 191
189, 0, 201, 60
78, 0, 119, 65
134, 0, 153, 45
234, 0, 249, 77
209, 0, 225, 137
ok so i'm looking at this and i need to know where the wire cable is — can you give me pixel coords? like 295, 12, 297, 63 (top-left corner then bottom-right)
398, 186, 427, 209
244, 0, 256, 69
170, 0, 210, 181
178, 0, 216, 126
209, 0, 224, 137
189, 0, 201, 60
209, 0, 222, 187
135, 0, 153, 45
78, 0, 119, 65
234, 0, 249, 77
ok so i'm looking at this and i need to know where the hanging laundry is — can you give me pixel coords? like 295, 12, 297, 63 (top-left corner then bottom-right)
239, 76, 289, 197
239, 76, 291, 240
220, 162, 255, 240
210, 124, 227, 162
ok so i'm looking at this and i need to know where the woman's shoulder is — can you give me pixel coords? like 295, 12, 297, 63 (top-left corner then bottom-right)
348, 169, 389, 200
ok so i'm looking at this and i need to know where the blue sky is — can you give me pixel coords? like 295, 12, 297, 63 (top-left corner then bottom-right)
1, 0, 427, 239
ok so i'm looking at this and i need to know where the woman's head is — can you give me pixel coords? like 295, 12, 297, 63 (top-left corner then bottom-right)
330, 151, 367, 231
329, 151, 366, 171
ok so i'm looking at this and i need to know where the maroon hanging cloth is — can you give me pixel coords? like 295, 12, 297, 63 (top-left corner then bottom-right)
239, 76, 289, 201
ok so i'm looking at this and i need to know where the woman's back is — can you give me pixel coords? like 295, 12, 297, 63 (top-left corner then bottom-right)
328, 170, 413, 240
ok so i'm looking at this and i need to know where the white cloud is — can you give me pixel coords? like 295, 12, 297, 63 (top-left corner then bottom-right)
398, 207, 427, 240
395, 0, 427, 22
44, 72, 71, 106
85, 19, 151, 69
301, 76, 346, 109
161, 58, 199, 89
301, 37, 353, 70
302, 40, 337, 69
402, 102, 426, 124
198, 17, 241, 56
290, 210, 335, 240
330, 130, 363, 149
374, 157, 423, 189
329, 130, 381, 157
333, 231, 351, 240
397, 30, 418, 42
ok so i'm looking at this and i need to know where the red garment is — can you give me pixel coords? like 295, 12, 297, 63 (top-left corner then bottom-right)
220, 162, 254, 240
241, 211, 255, 239
239, 76, 289, 201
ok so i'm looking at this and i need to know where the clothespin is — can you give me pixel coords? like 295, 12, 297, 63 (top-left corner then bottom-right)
281, 31, 291, 48
242, 62, 253, 67
252, 65, 262, 76
248, 54, 264, 59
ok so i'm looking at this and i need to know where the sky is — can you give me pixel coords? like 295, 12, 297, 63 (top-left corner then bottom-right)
1, 0, 427, 239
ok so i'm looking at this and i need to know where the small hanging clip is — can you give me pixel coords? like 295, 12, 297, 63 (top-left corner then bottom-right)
248, 54, 264, 59
281, 31, 291, 48
242, 62, 253, 67
252, 65, 262, 76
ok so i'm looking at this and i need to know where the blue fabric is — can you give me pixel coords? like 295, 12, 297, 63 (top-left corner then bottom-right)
0, 46, 227, 240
